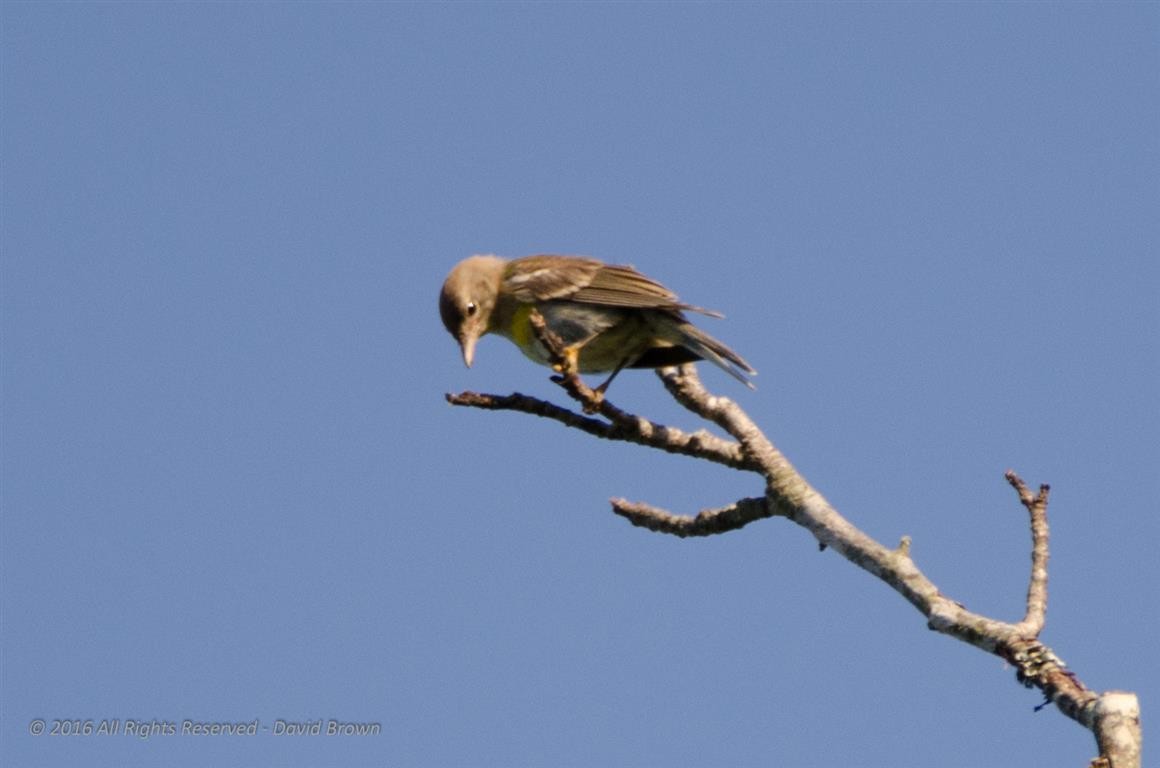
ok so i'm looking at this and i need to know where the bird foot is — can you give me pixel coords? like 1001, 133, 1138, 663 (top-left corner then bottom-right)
551, 346, 582, 376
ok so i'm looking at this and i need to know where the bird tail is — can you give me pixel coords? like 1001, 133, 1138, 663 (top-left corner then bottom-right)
675, 322, 757, 389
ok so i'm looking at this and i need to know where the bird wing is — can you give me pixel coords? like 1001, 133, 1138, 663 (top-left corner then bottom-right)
502, 255, 722, 317
501, 255, 603, 302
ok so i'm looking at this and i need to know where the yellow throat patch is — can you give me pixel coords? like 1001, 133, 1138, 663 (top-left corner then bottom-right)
508, 303, 537, 354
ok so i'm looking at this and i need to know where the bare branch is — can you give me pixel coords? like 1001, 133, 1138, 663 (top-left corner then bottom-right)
1092, 693, 1143, 768
447, 347, 1141, 766
658, 365, 783, 470
611, 496, 777, 537
446, 390, 755, 471
1006, 470, 1050, 637
446, 389, 622, 440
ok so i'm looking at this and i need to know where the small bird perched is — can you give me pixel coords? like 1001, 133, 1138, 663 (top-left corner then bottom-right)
439, 254, 755, 393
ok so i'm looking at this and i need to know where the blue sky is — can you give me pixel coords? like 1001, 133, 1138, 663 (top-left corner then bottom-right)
2, 3, 1157, 767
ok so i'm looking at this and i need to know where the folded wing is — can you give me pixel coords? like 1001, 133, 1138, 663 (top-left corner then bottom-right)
503, 255, 721, 317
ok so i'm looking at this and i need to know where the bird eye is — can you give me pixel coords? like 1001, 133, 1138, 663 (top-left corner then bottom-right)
466, 302, 477, 316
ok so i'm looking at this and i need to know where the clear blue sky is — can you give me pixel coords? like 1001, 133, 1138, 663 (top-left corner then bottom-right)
2, 3, 1157, 767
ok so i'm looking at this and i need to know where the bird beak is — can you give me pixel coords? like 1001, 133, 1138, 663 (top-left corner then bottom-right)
459, 334, 476, 368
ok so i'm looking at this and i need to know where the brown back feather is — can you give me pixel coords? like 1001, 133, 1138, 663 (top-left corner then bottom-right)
502, 255, 721, 316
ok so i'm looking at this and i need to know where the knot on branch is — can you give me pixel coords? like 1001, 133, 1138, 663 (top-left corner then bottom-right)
1006, 638, 1096, 721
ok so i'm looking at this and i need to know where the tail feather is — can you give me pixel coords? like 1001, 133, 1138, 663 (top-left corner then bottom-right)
675, 323, 757, 389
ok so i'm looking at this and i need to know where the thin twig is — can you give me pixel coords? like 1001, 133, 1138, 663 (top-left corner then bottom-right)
611, 496, 776, 537
1006, 470, 1050, 637
446, 390, 756, 471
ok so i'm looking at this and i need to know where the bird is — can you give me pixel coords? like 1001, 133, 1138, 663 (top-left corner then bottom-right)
439, 254, 755, 394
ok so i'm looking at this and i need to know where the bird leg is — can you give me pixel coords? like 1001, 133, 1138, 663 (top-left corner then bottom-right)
550, 346, 612, 413
593, 358, 630, 397
527, 310, 609, 414
559, 358, 631, 413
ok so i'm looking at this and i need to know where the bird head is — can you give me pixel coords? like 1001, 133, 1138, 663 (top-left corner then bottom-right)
438, 255, 506, 367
